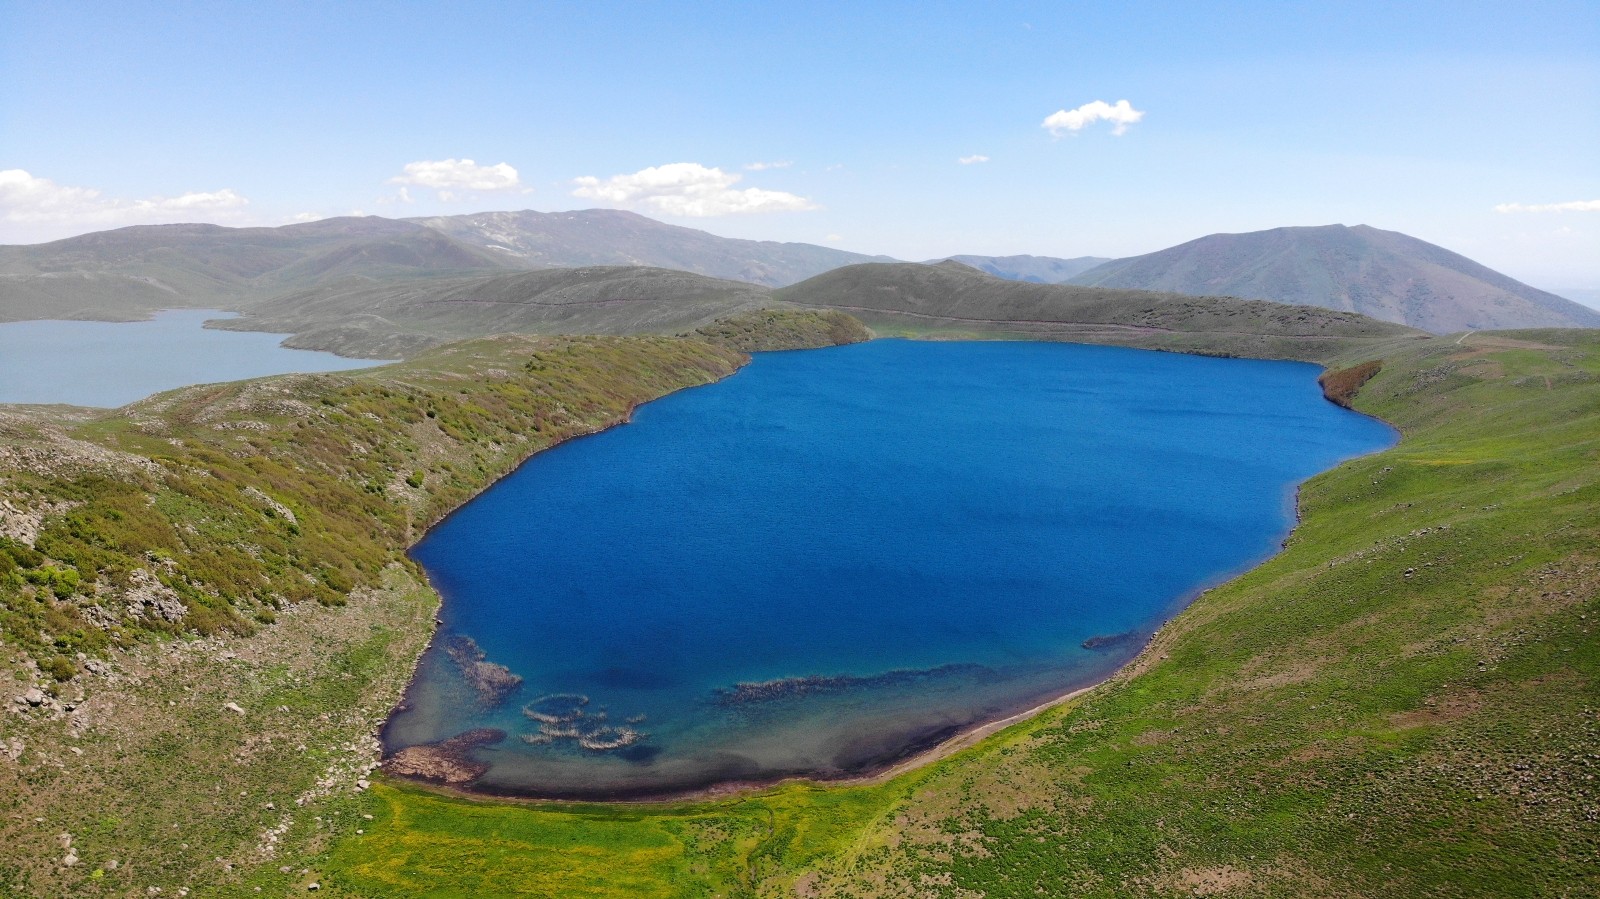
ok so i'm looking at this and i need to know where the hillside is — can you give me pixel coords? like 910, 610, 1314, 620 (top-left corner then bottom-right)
215, 265, 777, 357
779, 259, 1423, 362
0, 218, 510, 322
933, 253, 1111, 283
1, 318, 1593, 896
1069, 224, 1600, 333
0, 210, 891, 326
408, 208, 895, 287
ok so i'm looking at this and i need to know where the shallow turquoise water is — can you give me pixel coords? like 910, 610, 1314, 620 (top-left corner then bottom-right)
0, 309, 387, 407
386, 339, 1396, 799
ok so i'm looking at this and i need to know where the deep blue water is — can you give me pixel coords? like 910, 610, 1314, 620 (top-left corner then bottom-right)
0, 310, 388, 407
387, 339, 1395, 798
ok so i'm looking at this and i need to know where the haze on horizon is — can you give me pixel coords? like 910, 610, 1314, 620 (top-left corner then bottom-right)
1, 0, 1597, 290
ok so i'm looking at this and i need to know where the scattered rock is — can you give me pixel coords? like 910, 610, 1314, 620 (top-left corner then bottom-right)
224, 702, 246, 716
122, 568, 187, 623
21, 688, 45, 707
384, 728, 505, 784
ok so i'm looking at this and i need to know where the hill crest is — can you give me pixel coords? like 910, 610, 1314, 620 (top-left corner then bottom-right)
1069, 223, 1600, 332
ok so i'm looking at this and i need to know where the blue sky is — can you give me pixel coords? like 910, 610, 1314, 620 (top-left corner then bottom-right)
3, 0, 1598, 287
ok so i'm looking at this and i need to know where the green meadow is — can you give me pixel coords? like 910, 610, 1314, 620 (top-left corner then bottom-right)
310, 330, 1600, 897
1, 316, 1593, 897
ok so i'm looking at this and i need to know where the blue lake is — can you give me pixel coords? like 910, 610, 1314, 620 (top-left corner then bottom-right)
385, 339, 1396, 799
0, 309, 388, 407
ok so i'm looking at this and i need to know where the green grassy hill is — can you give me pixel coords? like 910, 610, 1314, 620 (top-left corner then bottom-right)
0, 309, 1593, 896
929, 254, 1112, 283
311, 329, 1599, 898
779, 260, 1424, 362
213, 266, 780, 358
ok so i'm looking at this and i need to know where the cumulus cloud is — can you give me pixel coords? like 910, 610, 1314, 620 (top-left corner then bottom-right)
0, 169, 248, 231
1042, 99, 1145, 137
958, 155, 990, 165
1494, 199, 1600, 214
744, 160, 792, 171
389, 158, 523, 195
571, 163, 818, 217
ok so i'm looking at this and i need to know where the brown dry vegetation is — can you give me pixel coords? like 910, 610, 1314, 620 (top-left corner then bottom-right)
1317, 359, 1383, 407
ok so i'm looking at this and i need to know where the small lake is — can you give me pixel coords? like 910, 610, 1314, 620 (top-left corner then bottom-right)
0, 309, 388, 407
385, 339, 1396, 799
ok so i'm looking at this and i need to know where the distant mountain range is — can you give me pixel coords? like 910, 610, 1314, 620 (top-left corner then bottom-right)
409, 209, 893, 287
1068, 224, 1600, 332
0, 213, 1593, 339
929, 254, 1111, 283
0, 210, 889, 324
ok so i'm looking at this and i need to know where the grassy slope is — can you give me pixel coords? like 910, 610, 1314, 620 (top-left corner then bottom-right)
1, 312, 1592, 897
0, 327, 788, 896
309, 330, 1598, 898
213, 266, 778, 358
776, 261, 1423, 365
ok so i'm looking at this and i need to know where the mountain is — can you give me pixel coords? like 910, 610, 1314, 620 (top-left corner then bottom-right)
0, 217, 509, 322
1555, 288, 1600, 311
1068, 224, 1600, 333
0, 209, 894, 324
216, 266, 775, 357
405, 209, 895, 287
931, 254, 1111, 283
777, 259, 1421, 362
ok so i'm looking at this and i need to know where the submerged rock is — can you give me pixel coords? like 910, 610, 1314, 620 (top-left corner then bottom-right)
519, 694, 648, 752
442, 635, 523, 706
384, 728, 506, 785
1081, 631, 1142, 651
712, 662, 989, 706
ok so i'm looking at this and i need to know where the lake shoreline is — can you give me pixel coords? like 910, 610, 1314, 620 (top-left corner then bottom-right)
379, 341, 1396, 805
378, 351, 759, 769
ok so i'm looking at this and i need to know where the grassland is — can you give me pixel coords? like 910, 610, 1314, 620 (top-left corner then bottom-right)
776, 261, 1426, 364
0, 312, 872, 897
1, 315, 1594, 897
304, 329, 1599, 897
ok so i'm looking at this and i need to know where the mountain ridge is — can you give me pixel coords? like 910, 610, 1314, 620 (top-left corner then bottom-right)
1069, 223, 1600, 332
930, 253, 1112, 283
404, 208, 894, 287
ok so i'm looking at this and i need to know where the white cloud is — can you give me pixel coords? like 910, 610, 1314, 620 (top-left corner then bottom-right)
388, 158, 523, 194
1494, 199, 1600, 214
744, 160, 792, 171
289, 212, 323, 223
1042, 99, 1145, 137
571, 162, 818, 217
958, 155, 990, 165
824, 233, 843, 242
0, 169, 249, 230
